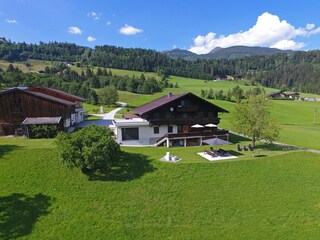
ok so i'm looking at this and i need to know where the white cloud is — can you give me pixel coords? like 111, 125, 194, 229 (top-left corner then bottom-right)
119, 24, 143, 35
189, 12, 320, 54
88, 11, 101, 20
87, 36, 96, 42
106, 21, 111, 26
68, 26, 82, 35
173, 45, 177, 49
6, 19, 18, 24
270, 40, 305, 50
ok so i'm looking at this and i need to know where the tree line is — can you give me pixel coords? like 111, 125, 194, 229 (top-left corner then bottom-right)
1, 38, 320, 94
0, 63, 174, 105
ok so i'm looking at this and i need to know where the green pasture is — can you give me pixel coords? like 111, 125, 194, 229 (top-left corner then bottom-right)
1, 58, 319, 149
1, 137, 320, 239
111, 73, 320, 150
0, 59, 55, 73
83, 102, 118, 115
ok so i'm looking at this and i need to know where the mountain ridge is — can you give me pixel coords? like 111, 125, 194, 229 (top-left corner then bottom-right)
164, 46, 295, 59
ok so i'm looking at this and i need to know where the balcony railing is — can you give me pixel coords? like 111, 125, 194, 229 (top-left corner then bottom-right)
156, 129, 229, 143
149, 117, 220, 125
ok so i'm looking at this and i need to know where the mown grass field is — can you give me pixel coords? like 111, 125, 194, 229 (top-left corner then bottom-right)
1, 137, 320, 239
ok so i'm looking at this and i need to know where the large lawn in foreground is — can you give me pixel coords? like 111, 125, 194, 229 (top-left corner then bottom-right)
1, 137, 320, 239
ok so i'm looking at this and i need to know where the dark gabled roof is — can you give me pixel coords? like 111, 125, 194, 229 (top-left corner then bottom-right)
123, 114, 140, 119
133, 92, 228, 115
22, 117, 62, 125
134, 93, 189, 115
0, 88, 75, 106
27, 86, 85, 101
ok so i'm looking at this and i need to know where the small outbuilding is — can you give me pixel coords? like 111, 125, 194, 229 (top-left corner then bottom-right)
22, 117, 63, 138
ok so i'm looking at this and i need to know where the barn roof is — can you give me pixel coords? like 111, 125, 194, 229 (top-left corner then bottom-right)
27, 86, 85, 101
0, 88, 75, 106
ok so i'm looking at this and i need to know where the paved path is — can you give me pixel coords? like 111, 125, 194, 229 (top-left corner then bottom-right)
90, 102, 127, 120
77, 102, 127, 128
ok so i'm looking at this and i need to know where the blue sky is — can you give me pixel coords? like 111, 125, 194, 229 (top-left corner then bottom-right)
1, 0, 320, 54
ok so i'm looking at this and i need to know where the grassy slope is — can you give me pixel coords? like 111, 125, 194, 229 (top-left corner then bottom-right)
1, 137, 320, 239
1, 59, 319, 149
114, 75, 320, 150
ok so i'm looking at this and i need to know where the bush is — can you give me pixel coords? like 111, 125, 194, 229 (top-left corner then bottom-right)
55, 125, 121, 173
30, 125, 58, 138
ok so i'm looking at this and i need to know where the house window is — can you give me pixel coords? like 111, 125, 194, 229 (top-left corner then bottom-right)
168, 125, 173, 133
122, 128, 139, 141
154, 126, 159, 134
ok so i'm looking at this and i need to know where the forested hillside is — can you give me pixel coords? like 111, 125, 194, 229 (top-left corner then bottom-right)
1, 38, 320, 94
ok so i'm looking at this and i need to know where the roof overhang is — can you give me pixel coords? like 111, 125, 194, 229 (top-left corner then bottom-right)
112, 118, 149, 127
22, 117, 62, 125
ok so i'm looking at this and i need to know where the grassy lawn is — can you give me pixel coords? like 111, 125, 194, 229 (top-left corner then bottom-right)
2, 58, 319, 149
1, 137, 320, 239
115, 76, 320, 150
83, 102, 119, 115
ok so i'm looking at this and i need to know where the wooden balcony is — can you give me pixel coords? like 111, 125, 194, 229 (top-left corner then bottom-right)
156, 129, 229, 144
167, 129, 228, 139
149, 117, 220, 125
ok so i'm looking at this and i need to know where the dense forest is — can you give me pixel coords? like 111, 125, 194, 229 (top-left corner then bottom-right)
1, 38, 320, 94
0, 63, 170, 104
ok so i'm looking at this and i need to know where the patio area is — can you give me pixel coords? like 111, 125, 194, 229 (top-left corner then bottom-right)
197, 151, 238, 161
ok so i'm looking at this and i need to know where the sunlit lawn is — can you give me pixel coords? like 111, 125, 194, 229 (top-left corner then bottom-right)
79, 67, 320, 150
1, 137, 320, 239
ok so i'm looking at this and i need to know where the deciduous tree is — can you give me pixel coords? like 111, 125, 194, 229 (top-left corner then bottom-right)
232, 94, 280, 147
99, 85, 118, 106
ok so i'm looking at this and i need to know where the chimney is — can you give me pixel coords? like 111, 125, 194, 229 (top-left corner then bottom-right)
168, 92, 172, 98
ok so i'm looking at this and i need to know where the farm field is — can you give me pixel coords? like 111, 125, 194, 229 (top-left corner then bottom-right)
1, 137, 320, 239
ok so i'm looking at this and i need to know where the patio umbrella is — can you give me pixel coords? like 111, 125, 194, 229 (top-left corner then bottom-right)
202, 137, 231, 147
205, 123, 217, 127
191, 124, 204, 128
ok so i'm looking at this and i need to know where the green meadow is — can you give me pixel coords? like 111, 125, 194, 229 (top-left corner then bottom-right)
106, 72, 320, 150
1, 62, 320, 239
1, 58, 318, 149
1, 137, 320, 239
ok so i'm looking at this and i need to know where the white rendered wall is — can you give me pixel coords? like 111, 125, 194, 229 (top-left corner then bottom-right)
116, 124, 177, 144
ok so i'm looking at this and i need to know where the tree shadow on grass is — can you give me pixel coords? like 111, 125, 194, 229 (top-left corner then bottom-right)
228, 133, 251, 143
0, 145, 22, 159
86, 151, 156, 182
254, 143, 297, 152
0, 193, 53, 240
227, 150, 244, 157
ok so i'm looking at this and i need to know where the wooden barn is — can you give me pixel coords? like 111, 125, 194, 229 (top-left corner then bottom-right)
27, 86, 85, 124
0, 88, 77, 136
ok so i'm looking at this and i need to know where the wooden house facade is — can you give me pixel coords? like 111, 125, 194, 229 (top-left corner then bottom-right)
268, 91, 300, 100
0, 88, 76, 136
27, 86, 85, 124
